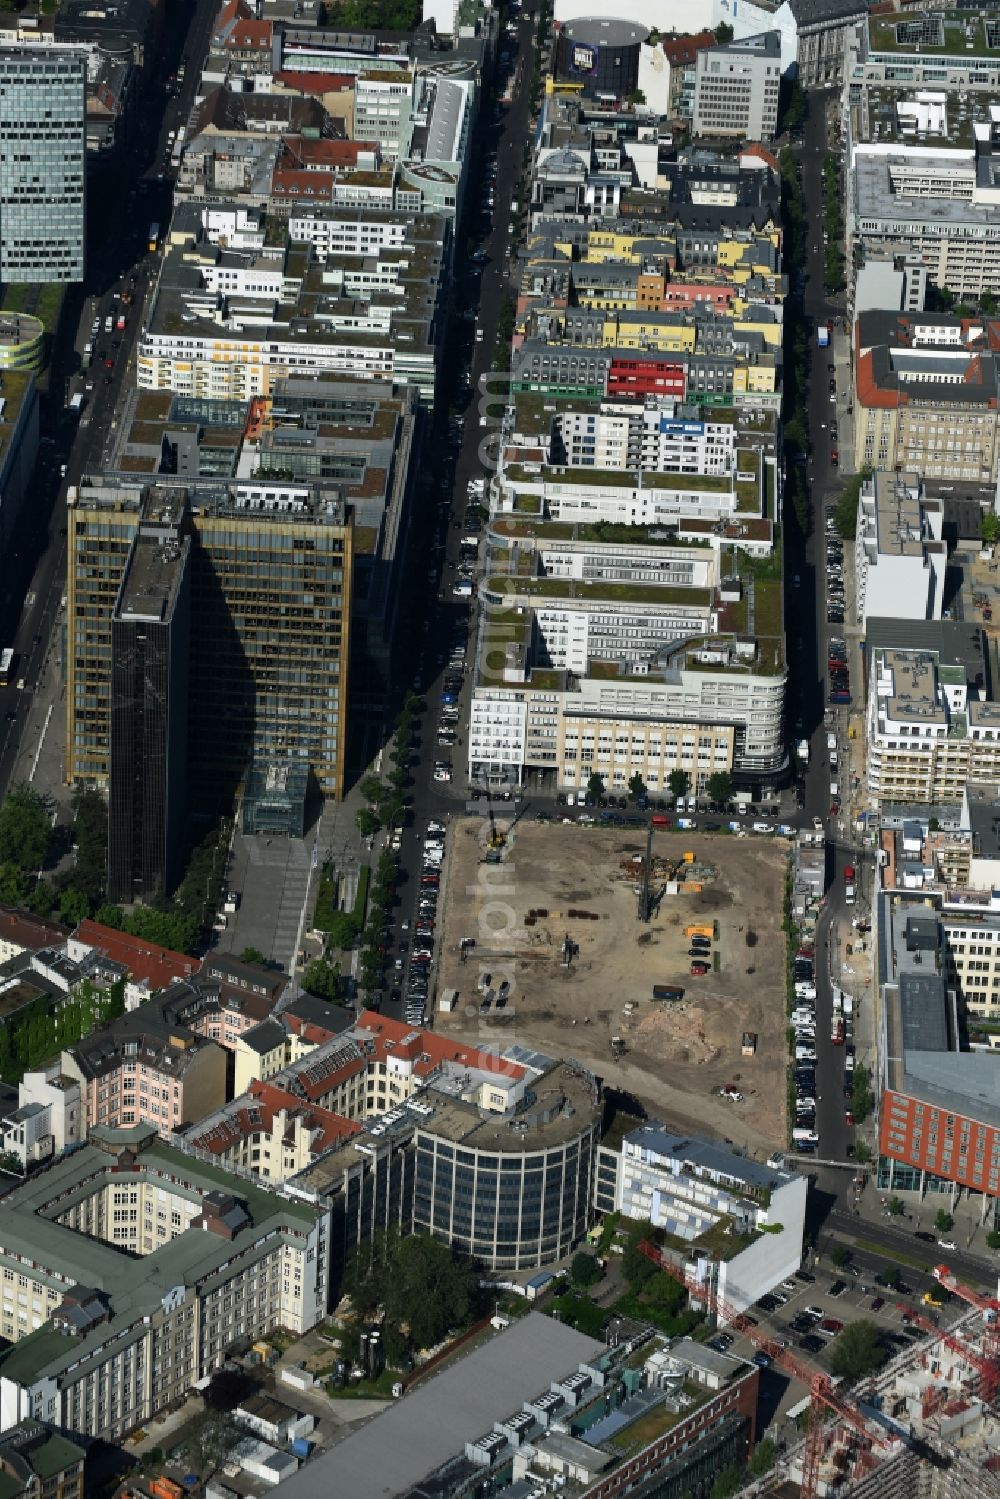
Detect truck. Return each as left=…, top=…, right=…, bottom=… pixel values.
left=844, top=863, right=856, bottom=905
left=817, top=325, right=830, bottom=347
left=652, top=984, right=685, bottom=1001
left=68, top=392, right=85, bottom=414
left=684, top=924, right=715, bottom=940
left=831, top=1013, right=845, bottom=1044
left=796, top=737, right=810, bottom=765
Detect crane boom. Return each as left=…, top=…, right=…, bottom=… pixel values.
left=931, top=1264, right=1000, bottom=1406
left=895, top=1301, right=998, bottom=1400
left=636, top=1240, right=893, bottom=1497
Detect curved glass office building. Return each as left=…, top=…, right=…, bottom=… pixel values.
left=412, top=1062, right=600, bottom=1271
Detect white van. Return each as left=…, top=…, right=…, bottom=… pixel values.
left=566, top=792, right=576, bottom=806
left=792, top=1128, right=819, bottom=1144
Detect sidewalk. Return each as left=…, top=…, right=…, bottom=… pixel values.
left=9, top=617, right=70, bottom=817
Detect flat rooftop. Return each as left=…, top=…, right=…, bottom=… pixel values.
left=115, top=531, right=189, bottom=624
left=417, top=1059, right=600, bottom=1153
left=273, top=1313, right=605, bottom=1499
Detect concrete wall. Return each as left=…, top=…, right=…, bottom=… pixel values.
left=718, top=1174, right=808, bottom=1315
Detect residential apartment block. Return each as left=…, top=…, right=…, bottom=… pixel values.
left=137, top=202, right=445, bottom=406
left=60, top=1008, right=227, bottom=1138
left=865, top=621, right=1000, bottom=806
left=0, top=1419, right=85, bottom=1499
left=0, top=1126, right=324, bottom=1439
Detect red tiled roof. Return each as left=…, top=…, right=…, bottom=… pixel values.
left=75, top=919, right=196, bottom=989
left=0, top=907, right=70, bottom=952
left=282, top=136, right=377, bottom=168
left=661, top=29, right=715, bottom=66
left=248, top=1079, right=360, bottom=1151
left=274, top=69, right=355, bottom=95
left=742, top=143, right=778, bottom=172
left=294, top=1048, right=368, bottom=1103
left=224, top=19, right=272, bottom=49
left=271, top=169, right=334, bottom=200
left=191, top=1080, right=359, bottom=1157
left=854, top=347, right=904, bottom=409
left=354, top=1010, right=526, bottom=1081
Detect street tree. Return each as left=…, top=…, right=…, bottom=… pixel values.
left=627, top=772, right=646, bottom=801
left=359, top=774, right=385, bottom=806
left=705, top=771, right=732, bottom=805
left=887, top=1197, right=905, bottom=1218
left=356, top=807, right=380, bottom=838
left=935, top=1208, right=954, bottom=1234
left=668, top=768, right=690, bottom=800
left=586, top=772, right=605, bottom=800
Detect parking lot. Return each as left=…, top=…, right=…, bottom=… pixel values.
left=721, top=1253, right=954, bottom=1377
left=434, top=817, right=791, bottom=1150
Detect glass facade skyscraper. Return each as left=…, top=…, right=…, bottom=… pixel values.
left=0, top=48, right=86, bottom=283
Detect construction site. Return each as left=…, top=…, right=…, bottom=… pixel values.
left=434, top=816, right=790, bottom=1152
left=640, top=1241, right=1000, bottom=1499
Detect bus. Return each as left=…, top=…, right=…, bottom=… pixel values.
left=148, top=222, right=160, bottom=254
left=0, top=649, right=14, bottom=687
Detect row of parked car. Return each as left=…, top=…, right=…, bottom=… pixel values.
left=400, top=822, right=447, bottom=1024
left=793, top=946, right=819, bottom=1149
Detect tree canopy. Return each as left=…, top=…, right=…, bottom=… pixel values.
left=829, top=1320, right=890, bottom=1380
left=342, top=1230, right=483, bottom=1355
left=705, top=771, right=732, bottom=804
left=668, top=768, right=691, bottom=799
left=0, top=785, right=51, bottom=871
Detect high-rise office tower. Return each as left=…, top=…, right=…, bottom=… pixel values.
left=67, top=479, right=353, bottom=848
left=0, top=48, right=86, bottom=283
left=107, top=496, right=191, bottom=904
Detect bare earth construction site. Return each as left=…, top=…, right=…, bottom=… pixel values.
left=435, top=817, right=790, bottom=1152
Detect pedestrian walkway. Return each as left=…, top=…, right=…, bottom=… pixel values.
left=9, top=618, right=70, bottom=816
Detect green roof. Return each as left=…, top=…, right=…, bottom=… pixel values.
left=484, top=576, right=712, bottom=607
left=868, top=10, right=998, bottom=56
left=505, top=464, right=732, bottom=493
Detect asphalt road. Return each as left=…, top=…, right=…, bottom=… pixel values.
left=379, top=13, right=538, bottom=1023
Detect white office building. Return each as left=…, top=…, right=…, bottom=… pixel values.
left=594, top=1123, right=808, bottom=1318
left=853, top=470, right=945, bottom=630
left=692, top=32, right=782, bottom=143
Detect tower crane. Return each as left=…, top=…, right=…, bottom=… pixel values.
left=637, top=1240, right=895, bottom=1498
left=932, top=1263, right=1000, bottom=1406
left=894, top=1300, right=998, bottom=1405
